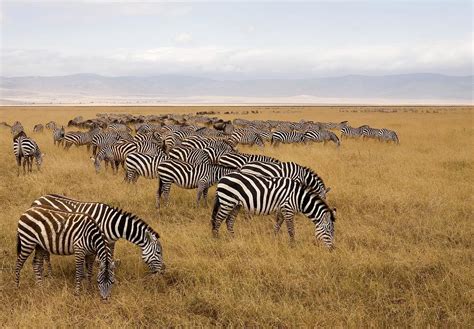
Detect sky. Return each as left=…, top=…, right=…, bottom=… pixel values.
left=0, top=0, right=472, bottom=79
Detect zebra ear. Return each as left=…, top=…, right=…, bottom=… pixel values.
left=41, top=153, right=46, bottom=157
left=90, top=156, right=95, bottom=162
left=332, top=208, right=337, bottom=219
left=325, top=187, right=331, bottom=194
left=146, top=231, right=156, bottom=241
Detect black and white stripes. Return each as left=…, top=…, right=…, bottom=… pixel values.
left=211, top=172, right=336, bottom=249
left=15, top=206, right=115, bottom=299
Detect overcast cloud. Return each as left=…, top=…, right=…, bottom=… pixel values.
left=0, top=1, right=472, bottom=78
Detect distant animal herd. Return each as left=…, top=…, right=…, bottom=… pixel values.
left=3, top=113, right=399, bottom=299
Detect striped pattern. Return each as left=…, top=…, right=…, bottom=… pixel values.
left=271, top=131, right=306, bottom=146
left=13, top=136, right=43, bottom=176
left=124, top=152, right=169, bottom=182
left=218, top=152, right=280, bottom=169
left=15, top=206, right=114, bottom=299
left=304, top=129, right=340, bottom=147
left=169, top=147, right=211, bottom=166
left=211, top=172, right=336, bottom=249
left=33, top=124, right=44, bottom=133
left=229, top=128, right=264, bottom=147
left=31, top=194, right=164, bottom=273
left=157, top=160, right=235, bottom=207
left=240, top=161, right=330, bottom=199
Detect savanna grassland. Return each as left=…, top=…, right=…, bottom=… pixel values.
left=0, top=106, right=472, bottom=327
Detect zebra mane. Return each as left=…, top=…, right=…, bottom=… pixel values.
left=109, top=206, right=160, bottom=238
left=301, top=165, right=324, bottom=184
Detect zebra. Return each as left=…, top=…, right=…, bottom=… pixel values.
left=228, top=128, right=264, bottom=147
left=378, top=128, right=399, bottom=144
left=169, top=147, right=211, bottom=166
left=240, top=161, right=331, bottom=200
left=340, top=125, right=364, bottom=139
left=124, top=151, right=169, bottom=183
left=156, top=160, right=235, bottom=208
left=13, top=136, right=44, bottom=176
left=31, top=194, right=165, bottom=274
left=52, top=126, right=65, bottom=146
left=63, top=129, right=98, bottom=151
left=218, top=152, right=280, bottom=169
left=15, top=206, right=114, bottom=299
left=271, top=131, right=306, bottom=146
left=107, top=123, right=131, bottom=133
left=303, top=129, right=340, bottom=147
left=211, top=172, right=336, bottom=249
left=33, top=124, right=44, bottom=133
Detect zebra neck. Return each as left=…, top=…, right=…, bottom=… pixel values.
left=117, top=213, right=148, bottom=247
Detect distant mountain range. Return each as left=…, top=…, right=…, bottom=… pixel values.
left=0, top=73, right=472, bottom=105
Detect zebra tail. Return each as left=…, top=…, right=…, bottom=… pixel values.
left=16, top=232, right=21, bottom=256
left=211, top=194, right=221, bottom=222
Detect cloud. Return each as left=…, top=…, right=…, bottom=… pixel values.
left=175, top=33, right=192, bottom=44
left=1, top=40, right=472, bottom=78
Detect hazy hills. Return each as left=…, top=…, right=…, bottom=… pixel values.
left=0, top=73, right=472, bottom=104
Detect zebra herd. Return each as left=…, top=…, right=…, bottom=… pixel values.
left=9, top=114, right=399, bottom=299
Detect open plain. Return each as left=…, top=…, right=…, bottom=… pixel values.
left=0, top=106, right=472, bottom=327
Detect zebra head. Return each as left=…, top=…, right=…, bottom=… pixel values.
left=142, top=230, right=165, bottom=274
left=35, top=153, right=45, bottom=168
left=314, top=207, right=336, bottom=250
left=97, top=257, right=115, bottom=300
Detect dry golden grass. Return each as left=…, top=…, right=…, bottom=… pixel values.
left=0, top=105, right=472, bottom=327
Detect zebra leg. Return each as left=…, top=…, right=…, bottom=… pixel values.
left=85, top=254, right=95, bottom=286
left=42, top=251, right=52, bottom=277
left=225, top=205, right=241, bottom=236
left=203, top=187, right=209, bottom=206
left=15, top=241, right=35, bottom=287
left=212, top=204, right=233, bottom=237
left=161, top=182, right=172, bottom=206
left=196, top=182, right=206, bottom=206
left=283, top=211, right=296, bottom=244
left=156, top=179, right=163, bottom=208
left=73, top=249, right=86, bottom=295
left=274, top=212, right=285, bottom=234
left=22, top=157, right=27, bottom=175
left=32, top=247, right=45, bottom=284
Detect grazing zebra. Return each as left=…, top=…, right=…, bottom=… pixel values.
left=33, top=124, right=44, bottom=133
left=218, top=152, right=280, bottom=169
left=240, top=161, right=330, bottom=200
left=31, top=194, right=165, bottom=274
left=15, top=206, right=114, bottom=299
left=378, top=128, right=399, bottom=144
left=169, top=147, right=211, bottom=166
left=52, top=126, right=65, bottom=146
left=13, top=136, right=44, bottom=176
left=304, top=129, right=340, bottom=147
left=271, top=131, right=306, bottom=146
left=340, top=125, right=364, bottom=139
left=211, top=172, right=336, bottom=249
left=229, top=128, right=265, bottom=147
left=156, top=160, right=235, bottom=207
left=124, top=152, right=169, bottom=183
left=107, top=123, right=131, bottom=132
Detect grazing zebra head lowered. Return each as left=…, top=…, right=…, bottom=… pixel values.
left=16, top=206, right=115, bottom=299
left=31, top=194, right=165, bottom=274
left=211, top=172, right=336, bottom=249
